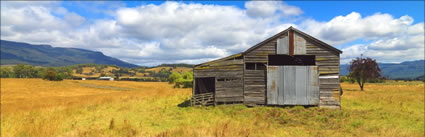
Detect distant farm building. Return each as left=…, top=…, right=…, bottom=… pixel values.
left=191, top=27, right=342, bottom=108
left=99, top=77, right=114, bottom=81
left=72, top=77, right=97, bottom=80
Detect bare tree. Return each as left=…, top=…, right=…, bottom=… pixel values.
left=349, top=56, right=381, bottom=91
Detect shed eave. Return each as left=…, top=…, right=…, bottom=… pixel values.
left=194, top=52, right=243, bottom=67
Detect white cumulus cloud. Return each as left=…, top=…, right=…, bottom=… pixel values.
left=245, top=1, right=303, bottom=18
left=1, top=1, right=423, bottom=66
left=301, top=12, right=414, bottom=45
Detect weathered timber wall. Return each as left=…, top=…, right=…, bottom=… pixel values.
left=243, top=70, right=266, bottom=105
left=194, top=28, right=341, bottom=107
left=243, top=31, right=340, bottom=107
left=194, top=58, right=244, bottom=103
left=296, top=32, right=341, bottom=107
left=243, top=34, right=288, bottom=105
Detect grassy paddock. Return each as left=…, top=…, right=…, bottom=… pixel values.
left=1, top=79, right=424, bottom=137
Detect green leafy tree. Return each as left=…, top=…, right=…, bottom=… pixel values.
left=0, top=67, right=12, bottom=78
left=182, top=72, right=193, bottom=79
left=36, top=67, right=46, bottom=78
left=23, top=65, right=37, bottom=78
left=168, top=72, right=182, bottom=84
left=169, top=71, right=193, bottom=88
left=13, top=64, right=26, bottom=78
left=76, top=67, right=83, bottom=74
left=56, top=67, right=73, bottom=79
left=112, top=69, right=121, bottom=79
left=42, top=68, right=63, bottom=81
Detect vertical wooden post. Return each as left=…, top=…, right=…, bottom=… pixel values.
left=289, top=30, right=294, bottom=56
left=192, top=68, right=195, bottom=106
left=243, top=56, right=246, bottom=105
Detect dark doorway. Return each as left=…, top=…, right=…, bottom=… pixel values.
left=194, top=77, right=215, bottom=94
left=268, top=55, right=315, bottom=66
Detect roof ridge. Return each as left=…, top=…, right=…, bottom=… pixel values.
left=243, top=26, right=342, bottom=54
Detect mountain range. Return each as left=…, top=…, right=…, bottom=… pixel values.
left=1, top=40, right=138, bottom=67
left=340, top=60, right=424, bottom=80
left=1, top=40, right=423, bottom=80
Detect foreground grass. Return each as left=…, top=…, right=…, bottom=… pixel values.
left=1, top=79, right=424, bottom=137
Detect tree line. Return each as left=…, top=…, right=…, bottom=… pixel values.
left=0, top=64, right=194, bottom=85
left=1, top=64, right=72, bottom=80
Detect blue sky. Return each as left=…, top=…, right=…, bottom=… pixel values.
left=62, top=1, right=425, bottom=23
left=1, top=1, right=424, bottom=66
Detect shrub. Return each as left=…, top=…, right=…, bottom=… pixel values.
left=174, top=79, right=192, bottom=88
left=340, top=75, right=356, bottom=83
left=168, top=72, right=182, bottom=84
left=368, top=78, right=385, bottom=83
left=0, top=67, right=12, bottom=78
left=42, top=68, right=63, bottom=81
left=170, top=72, right=193, bottom=88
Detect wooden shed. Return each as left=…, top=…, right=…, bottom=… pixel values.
left=191, top=27, right=342, bottom=108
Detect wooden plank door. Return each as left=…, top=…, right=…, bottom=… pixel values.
left=266, top=66, right=319, bottom=105
left=307, top=66, right=320, bottom=104
left=266, top=66, right=279, bottom=105
left=283, top=66, right=296, bottom=104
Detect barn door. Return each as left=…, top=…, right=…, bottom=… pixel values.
left=267, top=66, right=319, bottom=105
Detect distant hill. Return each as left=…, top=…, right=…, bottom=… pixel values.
left=1, top=40, right=138, bottom=67
left=341, top=60, right=425, bottom=80
left=157, top=63, right=194, bottom=68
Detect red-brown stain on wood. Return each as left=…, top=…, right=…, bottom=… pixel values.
left=289, top=30, right=294, bottom=56
left=271, top=80, right=276, bottom=91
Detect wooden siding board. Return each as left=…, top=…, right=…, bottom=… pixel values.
left=194, top=72, right=243, bottom=78
left=243, top=35, right=276, bottom=64
left=194, top=58, right=244, bottom=104
left=216, top=93, right=243, bottom=97
left=216, top=81, right=243, bottom=86
left=245, top=92, right=265, bottom=97
left=215, top=75, right=244, bottom=103
left=192, top=74, right=196, bottom=98
left=216, top=97, right=244, bottom=102
left=294, top=33, right=306, bottom=55
left=245, top=70, right=266, bottom=74
left=305, top=37, right=340, bottom=107
left=195, top=53, right=243, bottom=67
left=310, top=66, right=320, bottom=104
left=244, top=77, right=265, bottom=82
left=277, top=36, right=289, bottom=54
left=243, top=52, right=267, bottom=105
left=244, top=97, right=265, bottom=102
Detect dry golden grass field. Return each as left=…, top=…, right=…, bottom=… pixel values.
left=1, top=78, right=424, bottom=137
